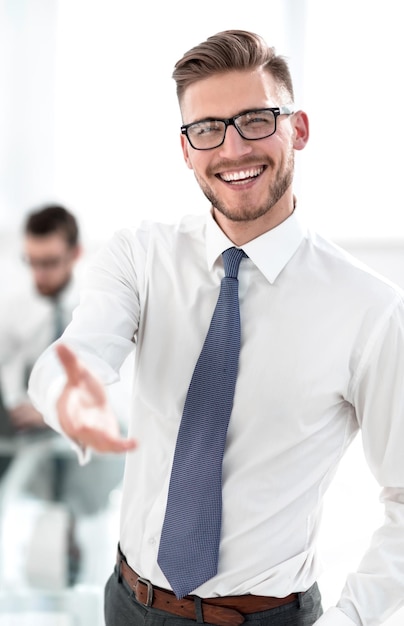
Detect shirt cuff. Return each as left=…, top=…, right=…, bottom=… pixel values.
left=74, top=440, right=92, bottom=466
left=314, top=607, right=358, bottom=626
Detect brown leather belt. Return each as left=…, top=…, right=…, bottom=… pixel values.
left=116, top=549, right=299, bottom=626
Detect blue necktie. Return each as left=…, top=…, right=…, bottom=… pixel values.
left=53, top=297, right=65, bottom=340
left=157, top=246, right=245, bottom=599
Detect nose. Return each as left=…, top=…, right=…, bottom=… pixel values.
left=218, top=124, right=252, bottom=158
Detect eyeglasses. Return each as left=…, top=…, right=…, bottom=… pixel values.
left=181, top=105, right=294, bottom=151
left=22, top=254, right=71, bottom=271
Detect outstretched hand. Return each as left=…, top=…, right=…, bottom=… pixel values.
left=55, top=343, right=137, bottom=454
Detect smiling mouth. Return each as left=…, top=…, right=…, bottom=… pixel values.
left=218, top=166, right=265, bottom=184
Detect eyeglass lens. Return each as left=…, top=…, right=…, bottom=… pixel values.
left=23, top=255, right=68, bottom=270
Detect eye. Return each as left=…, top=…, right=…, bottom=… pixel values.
left=242, top=111, right=274, bottom=129
left=189, top=121, right=223, bottom=137
left=235, top=110, right=277, bottom=139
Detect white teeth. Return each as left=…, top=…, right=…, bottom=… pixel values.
left=220, top=167, right=263, bottom=182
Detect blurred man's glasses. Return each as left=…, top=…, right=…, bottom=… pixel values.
left=22, top=254, right=70, bottom=271
left=181, top=105, right=294, bottom=150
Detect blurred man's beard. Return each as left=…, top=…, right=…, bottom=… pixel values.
left=36, top=275, right=71, bottom=297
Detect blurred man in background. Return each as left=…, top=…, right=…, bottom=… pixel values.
left=0, top=203, right=130, bottom=589
left=0, top=204, right=83, bottom=585
left=1, top=204, right=81, bottom=431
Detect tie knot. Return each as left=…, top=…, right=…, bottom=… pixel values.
left=222, top=247, right=245, bottom=278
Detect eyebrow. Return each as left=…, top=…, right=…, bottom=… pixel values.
left=186, top=107, right=276, bottom=126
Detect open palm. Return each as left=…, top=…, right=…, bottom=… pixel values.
left=55, top=343, right=137, bottom=454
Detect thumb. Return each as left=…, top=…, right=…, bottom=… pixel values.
left=55, top=343, right=83, bottom=386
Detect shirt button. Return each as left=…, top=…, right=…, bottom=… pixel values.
left=148, top=537, right=156, bottom=545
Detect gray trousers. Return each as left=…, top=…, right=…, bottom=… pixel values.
left=104, top=568, right=323, bottom=626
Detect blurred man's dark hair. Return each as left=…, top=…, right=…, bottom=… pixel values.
left=24, top=204, right=79, bottom=248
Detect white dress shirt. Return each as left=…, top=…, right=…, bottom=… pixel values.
left=29, top=210, right=404, bottom=626
left=1, top=277, right=80, bottom=409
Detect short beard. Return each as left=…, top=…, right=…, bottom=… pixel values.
left=196, top=151, right=294, bottom=223
left=36, top=275, right=72, bottom=298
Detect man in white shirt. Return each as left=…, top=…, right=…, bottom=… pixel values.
left=1, top=204, right=82, bottom=432
left=28, top=31, right=404, bottom=625
left=1, top=205, right=126, bottom=585
left=0, top=205, right=85, bottom=583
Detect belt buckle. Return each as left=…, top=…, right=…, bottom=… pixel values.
left=136, top=577, right=154, bottom=607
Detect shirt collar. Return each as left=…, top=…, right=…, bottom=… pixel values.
left=206, top=209, right=307, bottom=284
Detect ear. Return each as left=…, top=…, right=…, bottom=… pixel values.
left=72, top=244, right=82, bottom=262
left=181, top=133, right=194, bottom=170
left=292, top=110, right=309, bottom=151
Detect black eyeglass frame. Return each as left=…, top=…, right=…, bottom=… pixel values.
left=181, top=105, right=294, bottom=150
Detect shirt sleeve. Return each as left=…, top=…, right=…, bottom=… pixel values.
left=0, top=313, right=17, bottom=366
left=323, top=297, right=404, bottom=625
left=0, top=297, right=33, bottom=408
left=1, top=351, right=30, bottom=409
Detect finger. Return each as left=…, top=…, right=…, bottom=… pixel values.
left=98, top=437, right=137, bottom=454
left=56, top=343, right=86, bottom=386
left=56, top=343, right=106, bottom=403
left=80, top=434, right=137, bottom=454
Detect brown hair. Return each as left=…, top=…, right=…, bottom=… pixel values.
left=25, top=204, right=79, bottom=248
left=173, top=30, right=294, bottom=104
